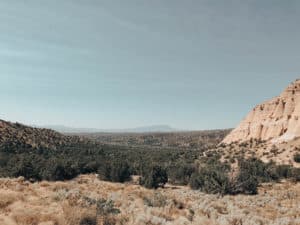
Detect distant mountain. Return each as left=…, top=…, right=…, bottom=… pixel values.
left=118, top=125, right=176, bottom=133
left=39, top=125, right=101, bottom=133
left=41, top=125, right=177, bottom=134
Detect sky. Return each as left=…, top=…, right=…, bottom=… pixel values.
left=0, top=0, right=300, bottom=130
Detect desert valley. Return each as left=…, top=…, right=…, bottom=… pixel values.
left=0, top=80, right=299, bottom=225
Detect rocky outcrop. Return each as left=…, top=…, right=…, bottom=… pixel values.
left=223, top=79, right=300, bottom=144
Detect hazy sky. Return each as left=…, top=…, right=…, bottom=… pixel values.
left=0, top=0, right=300, bottom=130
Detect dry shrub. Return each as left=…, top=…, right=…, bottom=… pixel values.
left=212, top=202, right=228, bottom=215
left=0, top=191, right=22, bottom=208
left=51, top=182, right=70, bottom=192
left=40, top=181, right=51, bottom=187
left=52, top=189, right=69, bottom=202
left=171, top=199, right=185, bottom=210
left=11, top=205, right=62, bottom=225
left=143, top=192, right=167, bottom=208
left=229, top=217, right=243, bottom=225
left=293, top=153, right=300, bottom=163
left=98, top=214, right=128, bottom=225
left=13, top=215, right=39, bottom=225
left=62, top=202, right=95, bottom=225
left=99, top=216, right=117, bottom=225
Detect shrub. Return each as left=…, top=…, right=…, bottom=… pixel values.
left=275, top=165, right=292, bottom=178
left=238, top=158, right=279, bottom=183
left=143, top=192, right=167, bottom=207
left=232, top=170, right=259, bottom=195
left=79, top=198, right=120, bottom=225
left=103, top=217, right=117, bottom=225
left=294, top=153, right=300, bottom=163
left=189, top=172, right=202, bottom=190
left=140, top=165, right=168, bottom=189
left=229, top=158, right=236, bottom=164
left=190, top=159, right=260, bottom=195
left=96, top=199, right=121, bottom=216
left=0, top=152, right=8, bottom=167
left=79, top=161, right=99, bottom=174
left=168, top=163, right=195, bottom=185
left=80, top=216, right=97, bottom=225
left=98, top=161, right=131, bottom=183
left=42, top=158, right=79, bottom=181
left=189, top=165, right=230, bottom=195
left=290, top=168, right=300, bottom=182
left=9, top=156, right=42, bottom=181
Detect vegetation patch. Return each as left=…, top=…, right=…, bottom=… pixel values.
left=140, top=165, right=168, bottom=189
left=294, top=153, right=300, bottom=163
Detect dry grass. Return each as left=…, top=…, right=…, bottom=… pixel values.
left=0, top=175, right=299, bottom=225
left=218, top=139, right=300, bottom=168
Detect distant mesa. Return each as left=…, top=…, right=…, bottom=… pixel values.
left=223, top=79, right=300, bottom=144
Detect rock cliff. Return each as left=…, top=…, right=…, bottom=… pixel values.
left=223, top=79, right=300, bottom=144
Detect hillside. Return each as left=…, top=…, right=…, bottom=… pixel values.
left=0, top=119, right=230, bottom=151
left=0, top=120, right=84, bottom=151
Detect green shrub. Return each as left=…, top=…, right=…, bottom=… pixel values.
left=189, top=172, right=203, bottom=190
left=232, top=170, right=259, bottom=195
left=238, top=158, right=279, bottom=183
left=0, top=152, right=8, bottom=167
left=190, top=159, right=260, bottom=195
left=80, top=216, right=97, bottom=225
left=98, top=161, right=131, bottom=183
left=9, top=156, right=42, bottom=181
left=79, top=161, right=99, bottom=174
left=168, top=163, right=195, bottom=185
left=189, top=165, right=230, bottom=195
left=41, top=159, right=79, bottom=181
left=294, top=153, right=300, bottom=163
left=140, top=165, right=168, bottom=189
left=290, top=168, right=300, bottom=182
left=275, top=165, right=293, bottom=178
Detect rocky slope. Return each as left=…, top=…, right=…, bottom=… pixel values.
left=0, top=120, right=83, bottom=151
left=223, top=79, right=300, bottom=144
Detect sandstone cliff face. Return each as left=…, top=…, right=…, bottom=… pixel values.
left=223, top=79, right=300, bottom=144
